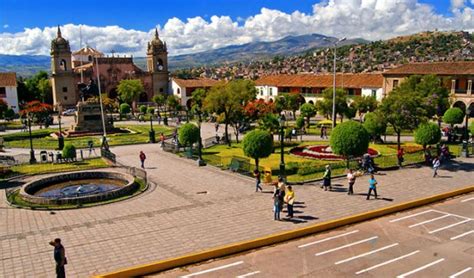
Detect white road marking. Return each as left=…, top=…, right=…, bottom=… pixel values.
left=236, top=271, right=261, bottom=278
left=460, top=197, right=474, bottom=203
left=450, top=230, right=474, bottom=240
left=298, top=230, right=359, bottom=248
left=431, top=209, right=473, bottom=220
left=408, top=214, right=451, bottom=228
left=315, top=236, right=378, bottom=256
left=396, top=258, right=445, bottom=278
left=449, top=267, right=472, bottom=278
left=180, top=261, right=244, bottom=278
left=428, top=219, right=471, bottom=234
left=335, top=243, right=399, bottom=265
left=389, top=210, right=434, bottom=223
left=355, top=250, right=420, bottom=275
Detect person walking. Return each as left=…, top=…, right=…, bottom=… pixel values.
left=160, top=133, right=165, bottom=147
left=347, top=169, right=356, bottom=195
left=432, top=156, right=440, bottom=177
left=139, top=151, right=146, bottom=169
left=87, top=140, right=95, bottom=157
left=322, top=165, right=332, bottom=191
left=215, top=122, right=219, bottom=133
left=285, top=186, right=295, bottom=218
left=254, top=169, right=263, bottom=192
left=273, top=184, right=282, bottom=221
left=49, top=238, right=66, bottom=278
left=320, top=126, right=324, bottom=139
left=366, top=174, right=378, bottom=200
left=397, top=147, right=404, bottom=168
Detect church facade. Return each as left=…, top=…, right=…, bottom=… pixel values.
left=50, top=26, right=169, bottom=107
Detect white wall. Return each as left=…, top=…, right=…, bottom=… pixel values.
left=170, top=80, right=187, bottom=106
left=255, top=85, right=278, bottom=102
left=1, top=86, right=19, bottom=113
left=361, top=87, right=384, bottom=101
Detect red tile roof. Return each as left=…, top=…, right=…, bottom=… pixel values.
left=173, top=78, right=220, bottom=88
left=255, top=73, right=383, bottom=89
left=0, top=72, right=17, bottom=87
left=383, top=61, right=474, bottom=75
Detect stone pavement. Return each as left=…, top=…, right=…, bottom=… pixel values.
left=0, top=143, right=473, bottom=277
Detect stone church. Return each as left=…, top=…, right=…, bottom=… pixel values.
left=50, top=26, right=169, bottom=107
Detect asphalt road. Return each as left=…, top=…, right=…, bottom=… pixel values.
left=155, top=193, right=474, bottom=278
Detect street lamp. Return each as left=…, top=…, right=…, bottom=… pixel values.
left=279, top=114, right=286, bottom=179
left=95, top=56, right=108, bottom=150
left=330, top=37, right=346, bottom=129
left=27, top=114, right=36, bottom=164
left=149, top=110, right=156, bottom=143
left=196, top=109, right=205, bottom=166
left=57, top=104, right=64, bottom=150
left=463, top=107, right=471, bottom=157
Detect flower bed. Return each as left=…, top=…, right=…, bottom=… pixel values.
left=386, top=144, right=423, bottom=153
left=290, top=145, right=379, bottom=160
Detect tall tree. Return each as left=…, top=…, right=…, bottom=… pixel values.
left=352, top=95, right=378, bottom=120
left=299, top=103, right=317, bottom=128
left=204, top=80, right=256, bottom=146
left=317, top=88, right=349, bottom=121
left=37, top=78, right=52, bottom=103
left=117, top=79, right=144, bottom=105
left=285, top=93, right=304, bottom=120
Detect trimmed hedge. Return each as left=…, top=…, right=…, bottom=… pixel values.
left=2, top=129, right=55, bottom=141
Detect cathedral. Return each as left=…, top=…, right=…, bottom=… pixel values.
left=50, top=26, right=169, bottom=107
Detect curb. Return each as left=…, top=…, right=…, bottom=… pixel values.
left=96, top=186, right=474, bottom=278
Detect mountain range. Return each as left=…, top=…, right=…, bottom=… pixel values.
left=0, top=33, right=366, bottom=77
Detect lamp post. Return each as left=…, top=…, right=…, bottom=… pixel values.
left=463, top=107, right=471, bottom=157
left=95, top=56, right=108, bottom=150
left=27, top=114, right=36, bottom=164
left=57, top=104, right=64, bottom=150
left=279, top=114, right=286, bottom=179
left=149, top=111, right=156, bottom=143
left=197, top=110, right=205, bottom=166
left=331, top=37, right=346, bottom=129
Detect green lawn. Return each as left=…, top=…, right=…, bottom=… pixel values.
left=1, top=157, right=109, bottom=179
left=3, top=125, right=173, bottom=149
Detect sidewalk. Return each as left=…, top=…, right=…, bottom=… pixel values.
left=0, top=143, right=473, bottom=277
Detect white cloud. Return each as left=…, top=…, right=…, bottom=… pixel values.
left=3, top=24, right=9, bottom=29
left=0, top=0, right=473, bottom=56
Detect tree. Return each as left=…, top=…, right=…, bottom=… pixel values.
left=352, top=95, right=378, bottom=120
left=37, top=78, right=52, bottom=103
left=119, top=103, right=131, bottom=118
left=318, top=88, right=349, bottom=121
left=413, top=75, right=450, bottom=119
left=274, top=96, right=286, bottom=114
left=414, top=122, right=441, bottom=149
left=20, top=101, right=53, bottom=125
left=62, top=144, right=76, bottom=160
left=25, top=71, right=49, bottom=101
left=344, top=105, right=357, bottom=120
left=102, top=94, right=118, bottom=113
left=378, top=87, right=426, bottom=149
left=258, top=113, right=280, bottom=135
left=117, top=79, right=144, bottom=105
left=178, top=123, right=200, bottom=151
left=299, top=103, right=317, bottom=127
left=244, top=99, right=275, bottom=121
left=363, top=112, right=387, bottom=142
left=330, top=121, right=370, bottom=160
left=470, top=121, right=474, bottom=138
left=139, top=105, right=147, bottom=114
left=242, top=130, right=273, bottom=171
left=285, top=93, right=304, bottom=119
left=166, top=95, right=181, bottom=116
left=443, top=107, right=464, bottom=127
left=4, top=108, right=15, bottom=121
left=205, top=80, right=256, bottom=146
left=152, top=94, right=166, bottom=111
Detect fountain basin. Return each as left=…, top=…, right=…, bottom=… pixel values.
left=20, top=171, right=136, bottom=205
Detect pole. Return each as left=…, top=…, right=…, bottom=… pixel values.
left=28, top=116, right=36, bottom=164
left=332, top=43, right=337, bottom=129
left=149, top=112, right=156, bottom=143
left=197, top=112, right=205, bottom=166
left=95, top=56, right=107, bottom=148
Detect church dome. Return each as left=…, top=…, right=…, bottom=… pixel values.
left=51, top=26, right=71, bottom=53
left=147, top=28, right=167, bottom=54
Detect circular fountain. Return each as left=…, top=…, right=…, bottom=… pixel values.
left=20, top=171, right=136, bottom=205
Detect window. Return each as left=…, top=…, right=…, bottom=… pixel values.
left=393, top=80, right=399, bottom=88
left=88, top=55, right=92, bottom=62
left=371, top=90, right=377, bottom=98
left=60, top=59, right=67, bottom=71
left=177, top=88, right=181, bottom=95
left=260, top=88, right=263, bottom=96
left=269, top=88, right=273, bottom=96
left=0, top=87, right=6, bottom=97
left=62, top=87, right=68, bottom=93
left=160, top=88, right=164, bottom=93
left=64, top=96, right=68, bottom=100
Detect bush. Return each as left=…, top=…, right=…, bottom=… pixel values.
left=178, top=123, right=200, bottom=147
left=330, top=120, right=370, bottom=158
left=300, top=103, right=317, bottom=127
left=147, top=107, right=155, bottom=114
left=120, top=103, right=131, bottom=115
left=414, top=122, right=441, bottom=147
left=139, top=105, right=147, bottom=114
left=62, top=144, right=76, bottom=159
left=443, top=107, right=464, bottom=126
left=4, top=108, right=15, bottom=120
left=3, top=129, right=54, bottom=141
left=363, top=112, right=387, bottom=138
left=470, top=121, right=474, bottom=136
left=295, top=116, right=305, bottom=129
left=243, top=130, right=273, bottom=170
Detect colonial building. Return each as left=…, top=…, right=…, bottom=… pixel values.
left=382, top=61, right=474, bottom=116
left=0, top=72, right=19, bottom=113
left=171, top=78, right=220, bottom=107
left=50, top=27, right=169, bottom=107
left=255, top=73, right=384, bottom=103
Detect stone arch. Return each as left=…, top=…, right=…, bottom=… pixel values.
left=186, top=99, right=193, bottom=110
left=468, top=102, right=474, bottom=117
left=156, top=58, right=164, bottom=70
left=308, top=100, right=314, bottom=105
left=453, top=101, right=466, bottom=111
left=60, top=59, right=67, bottom=71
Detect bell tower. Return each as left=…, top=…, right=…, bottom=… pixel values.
left=51, top=26, right=76, bottom=107
left=147, top=28, right=169, bottom=95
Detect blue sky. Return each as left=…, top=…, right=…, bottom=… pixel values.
left=0, top=0, right=452, bottom=33
left=0, top=0, right=472, bottom=56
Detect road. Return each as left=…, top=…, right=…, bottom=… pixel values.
left=156, top=193, right=474, bottom=278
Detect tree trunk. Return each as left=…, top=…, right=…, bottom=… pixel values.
left=224, top=121, right=231, bottom=147
left=397, top=130, right=401, bottom=150
left=255, top=157, right=259, bottom=172
left=292, top=110, right=296, bottom=120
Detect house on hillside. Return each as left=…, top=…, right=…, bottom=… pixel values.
left=0, top=72, right=19, bottom=113
left=382, top=61, right=474, bottom=116
left=171, top=78, right=220, bottom=107
left=255, top=73, right=384, bottom=103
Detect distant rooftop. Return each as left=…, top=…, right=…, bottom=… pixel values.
left=0, top=72, right=17, bottom=87
left=383, top=61, right=474, bottom=76
left=255, top=73, right=383, bottom=88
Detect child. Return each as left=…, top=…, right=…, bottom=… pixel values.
left=367, top=174, right=378, bottom=200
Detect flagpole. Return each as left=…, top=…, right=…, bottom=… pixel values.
left=95, top=55, right=108, bottom=149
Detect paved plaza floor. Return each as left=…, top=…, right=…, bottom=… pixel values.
left=0, top=143, right=473, bottom=277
